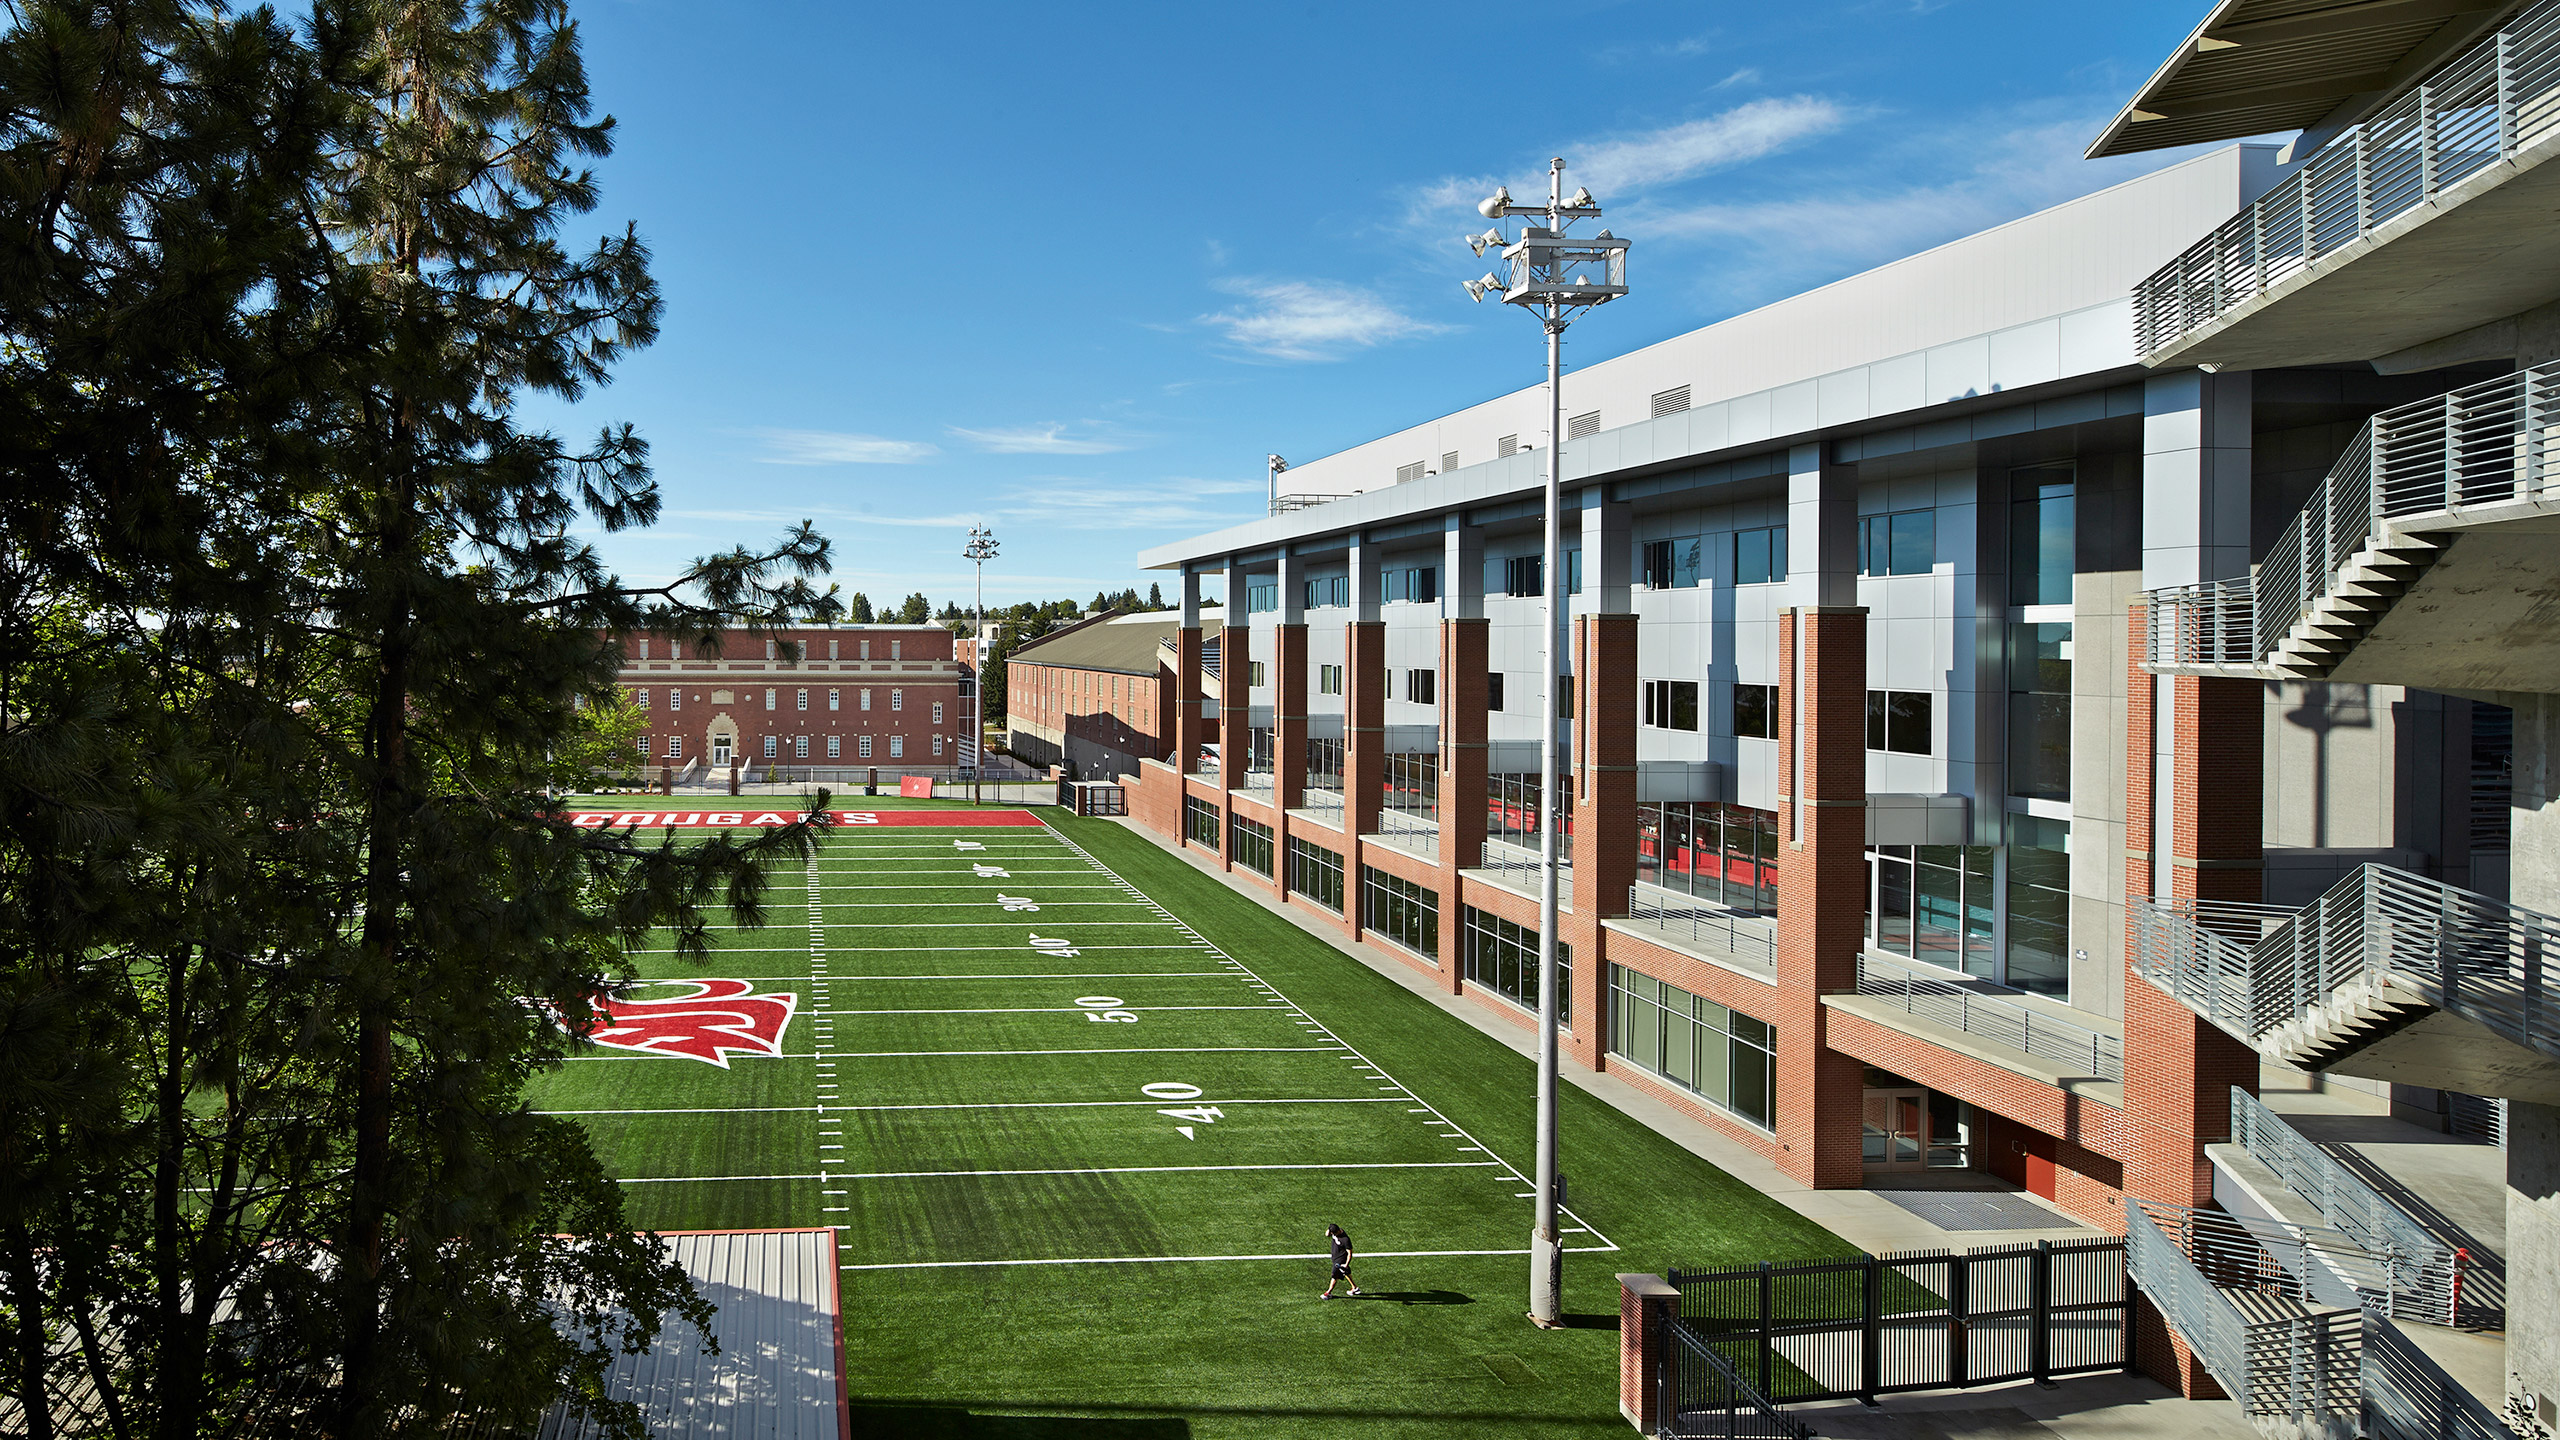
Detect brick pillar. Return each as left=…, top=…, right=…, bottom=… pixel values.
left=1618, top=1273, right=1680, bottom=1431
left=2123, top=605, right=2260, bottom=1399
left=1345, top=620, right=1385, bottom=844
left=1273, top=625, right=1308, bottom=813
left=1436, top=617, right=1488, bottom=995
left=1217, top=620, right=1250, bottom=869
left=1171, top=628, right=1203, bottom=777
left=1571, top=612, right=1639, bottom=1068
left=1774, top=606, right=1868, bottom=1189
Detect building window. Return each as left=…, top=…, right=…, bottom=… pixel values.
left=932, top=701, right=945, bottom=724
left=1566, top=410, right=1600, bottom=439
left=667, top=737, right=682, bottom=758
left=1651, top=385, right=1691, bottom=418
left=1733, top=527, right=1787, bottom=585
left=1185, top=795, right=1221, bottom=849
left=637, top=736, right=651, bottom=757
left=891, top=689, right=903, bottom=711
left=1462, top=907, right=1570, bottom=1024
left=1302, top=575, right=1351, bottom=610
left=1359, top=866, right=1438, bottom=957
left=858, top=736, right=873, bottom=759
left=1404, top=669, right=1437, bottom=706
left=861, top=689, right=873, bottom=711
left=797, top=688, right=808, bottom=711
left=1383, top=752, right=1438, bottom=822
left=1641, top=537, right=1703, bottom=589
left=2005, top=813, right=2071, bottom=996
left=829, top=689, right=840, bottom=711
left=1316, top=664, right=1343, bottom=696
left=934, top=734, right=945, bottom=757
left=1249, top=660, right=1267, bottom=688
left=1287, top=838, right=1344, bottom=913
left=2010, top=622, right=2072, bottom=801
left=1491, top=554, right=1544, bottom=598
left=827, top=736, right=841, bottom=758
left=1642, top=680, right=1699, bottom=731
left=1858, top=510, right=1936, bottom=577
left=764, top=688, right=776, bottom=710
left=1485, top=773, right=1564, bottom=849
left=763, top=736, right=778, bottom=759
left=1609, top=966, right=1776, bottom=1130
left=891, top=640, right=903, bottom=660
left=1487, top=673, right=1505, bottom=712
left=1230, top=814, right=1275, bottom=877
left=1869, top=843, right=1998, bottom=981
left=1638, top=802, right=1778, bottom=913
left=668, top=691, right=682, bottom=712
left=889, top=736, right=904, bottom=758
left=2011, top=467, right=2075, bottom=606
left=860, top=640, right=871, bottom=660
left=829, top=639, right=839, bottom=660
left=1866, top=690, right=1933, bottom=755
left=636, top=688, right=650, bottom=708
left=1733, top=683, right=1778, bottom=740
left=1304, top=737, right=1345, bottom=795
left=1382, top=566, right=1439, bottom=604
left=1248, top=582, right=1279, bottom=614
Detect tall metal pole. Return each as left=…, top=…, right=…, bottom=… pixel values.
left=973, top=554, right=984, bottom=805
left=1529, top=155, right=1566, bottom=1329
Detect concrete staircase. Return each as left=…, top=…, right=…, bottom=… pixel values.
left=2261, top=531, right=2454, bottom=679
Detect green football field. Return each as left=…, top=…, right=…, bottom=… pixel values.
left=527, top=807, right=1854, bottom=1437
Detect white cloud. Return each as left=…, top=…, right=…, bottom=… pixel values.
left=993, top=477, right=1264, bottom=532
left=746, top=428, right=939, bottom=465
left=1571, top=97, right=1849, bottom=195
left=948, top=423, right=1135, bottom=455
left=1717, top=67, right=1762, bottom=89
left=1199, top=279, right=1449, bottom=362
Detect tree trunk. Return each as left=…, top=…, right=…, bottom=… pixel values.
left=4, top=1219, right=55, bottom=1440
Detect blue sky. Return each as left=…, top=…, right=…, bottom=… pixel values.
left=538, top=0, right=2221, bottom=613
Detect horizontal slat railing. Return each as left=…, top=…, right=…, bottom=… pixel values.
left=2132, top=1193, right=2460, bottom=1326
left=2132, top=0, right=2560, bottom=356
left=2128, top=1202, right=2365, bottom=1429
left=2133, top=863, right=2560, bottom=1072
left=1850, top=955, right=2123, bottom=1081
left=2362, top=1311, right=2509, bottom=1440
left=2145, top=345, right=2560, bottom=674
left=2229, top=1086, right=2461, bottom=1324
left=2125, top=1202, right=2254, bottom=1402
left=1625, top=885, right=1775, bottom=969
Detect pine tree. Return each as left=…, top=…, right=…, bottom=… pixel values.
left=1147, top=581, right=1165, bottom=610
left=897, top=591, right=931, bottom=624
left=847, top=590, right=875, bottom=623
left=0, top=3, right=841, bottom=1435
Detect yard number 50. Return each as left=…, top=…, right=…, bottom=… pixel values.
left=1076, top=995, right=1137, bottom=1023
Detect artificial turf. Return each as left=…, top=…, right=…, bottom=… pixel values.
left=525, top=806, right=1853, bottom=1438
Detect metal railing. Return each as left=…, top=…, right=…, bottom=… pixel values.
left=1476, top=837, right=1573, bottom=909
left=2447, top=1091, right=2510, bottom=1149
left=2125, top=1202, right=2363, bottom=1432
left=1154, top=634, right=1220, bottom=681
left=2134, top=1187, right=2460, bottom=1326
left=1624, top=885, right=1775, bottom=970
left=2229, top=1086, right=2460, bottom=1313
left=2131, top=862, right=2560, bottom=1072
left=2147, top=359, right=2560, bottom=671
left=1657, top=1325, right=1808, bottom=1440
left=1852, top=955, right=2124, bottom=1081
left=1271, top=492, right=1353, bottom=514
left=2362, top=1311, right=2509, bottom=1440
left=2133, top=0, right=2560, bottom=356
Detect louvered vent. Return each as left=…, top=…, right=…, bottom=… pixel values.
left=1441, top=451, right=1458, bottom=472
left=1567, top=411, right=1600, bottom=439
left=1395, top=461, right=1426, bottom=484
left=1497, top=434, right=1519, bottom=457
left=1651, top=386, right=1691, bottom=418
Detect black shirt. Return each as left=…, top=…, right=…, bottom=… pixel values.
left=1329, top=1232, right=1351, bottom=1265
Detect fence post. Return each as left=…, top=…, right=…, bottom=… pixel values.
left=1758, top=1261, right=1775, bottom=1401
left=1949, top=1250, right=1971, bottom=1389
left=1861, top=1255, right=1883, bottom=1407
left=2032, top=1240, right=2055, bottom=1388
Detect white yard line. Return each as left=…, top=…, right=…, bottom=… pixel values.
left=838, top=1246, right=1623, bottom=1271
left=546, top=1097, right=1406, bottom=1117
left=827, top=1045, right=1345, bottom=1058
left=818, top=972, right=1232, bottom=981
left=1034, top=820, right=1620, bottom=1252
left=805, top=1005, right=1284, bottom=1016
left=828, top=1160, right=1502, bottom=1180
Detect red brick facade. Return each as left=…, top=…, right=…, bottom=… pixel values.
left=614, top=625, right=963, bottom=774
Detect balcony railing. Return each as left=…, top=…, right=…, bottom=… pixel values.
left=1851, top=955, right=2124, bottom=1083
left=2146, top=359, right=2560, bottom=670
left=2132, top=0, right=2560, bottom=356
left=2132, top=862, right=2560, bottom=1071
left=1270, top=492, right=1353, bottom=514
left=2124, top=1200, right=2362, bottom=1431
left=1624, top=885, right=1776, bottom=971
left=2229, top=1086, right=2468, bottom=1325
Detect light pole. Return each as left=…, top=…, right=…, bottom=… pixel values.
left=1463, top=158, right=1628, bottom=1329
left=964, top=526, right=999, bottom=803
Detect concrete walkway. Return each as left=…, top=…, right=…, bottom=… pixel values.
left=1787, top=1373, right=2260, bottom=1440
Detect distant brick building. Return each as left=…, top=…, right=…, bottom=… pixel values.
left=614, top=624, right=967, bottom=778
left=1005, top=613, right=1221, bottom=780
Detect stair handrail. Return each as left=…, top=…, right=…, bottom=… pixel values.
left=2134, top=863, right=2560, bottom=1076
left=2122, top=1201, right=2261, bottom=1411
left=2145, top=358, right=2560, bottom=671
left=2361, top=1310, right=2509, bottom=1440
left=2127, top=1201, right=2368, bottom=1429
left=2226, top=1087, right=2465, bottom=1325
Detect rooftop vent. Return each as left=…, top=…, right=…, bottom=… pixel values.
left=1567, top=411, right=1601, bottom=440
left=1652, top=386, right=1691, bottom=419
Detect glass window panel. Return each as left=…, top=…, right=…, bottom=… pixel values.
left=2004, top=814, right=2070, bottom=996
left=1875, top=850, right=1914, bottom=955
left=1868, top=690, right=1887, bottom=750
left=1730, top=1036, right=1772, bottom=1128
left=1663, top=1009, right=1696, bottom=1085
left=1913, top=848, right=1965, bottom=971
left=2010, top=472, right=2076, bottom=607
left=1888, top=691, right=1931, bottom=755
left=1963, top=846, right=1999, bottom=980
left=1890, top=510, right=1935, bottom=575
left=1735, top=529, right=1771, bottom=586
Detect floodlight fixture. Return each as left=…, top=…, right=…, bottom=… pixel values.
left=1477, top=185, right=1512, bottom=218
left=1566, top=186, right=1594, bottom=209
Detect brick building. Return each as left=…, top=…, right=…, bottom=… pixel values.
left=1003, top=612, right=1221, bottom=781
left=614, top=624, right=968, bottom=779
left=1118, top=4, right=2560, bottom=1425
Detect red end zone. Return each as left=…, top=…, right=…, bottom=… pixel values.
left=564, top=809, right=1044, bottom=829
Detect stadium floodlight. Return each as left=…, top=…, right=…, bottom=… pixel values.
left=963, top=526, right=999, bottom=803
left=1267, top=454, right=1289, bottom=515
left=1456, top=156, right=1629, bottom=1332
left=1468, top=227, right=1505, bottom=257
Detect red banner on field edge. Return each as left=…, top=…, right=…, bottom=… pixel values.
left=561, top=809, right=1044, bottom=828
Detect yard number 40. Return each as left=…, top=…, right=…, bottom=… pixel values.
left=1141, top=1081, right=1221, bottom=1140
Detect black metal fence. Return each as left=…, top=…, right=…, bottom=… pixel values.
left=1660, top=1323, right=1812, bottom=1440
left=1669, top=1237, right=2127, bottom=1407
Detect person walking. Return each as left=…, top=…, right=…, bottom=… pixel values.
left=1320, top=1223, right=1361, bottom=1298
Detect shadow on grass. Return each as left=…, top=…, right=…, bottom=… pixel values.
left=849, top=1404, right=1190, bottom=1438
left=1346, top=1289, right=1475, bottom=1306
left=1558, top=1312, right=1620, bottom=1331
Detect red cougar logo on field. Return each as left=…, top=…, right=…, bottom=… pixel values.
left=579, top=979, right=798, bottom=1067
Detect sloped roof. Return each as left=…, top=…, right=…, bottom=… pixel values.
left=2088, top=0, right=2522, bottom=158
left=1007, top=612, right=1223, bottom=676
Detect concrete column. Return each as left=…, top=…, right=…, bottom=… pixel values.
left=1578, top=490, right=1633, bottom=618
left=1785, top=442, right=1858, bottom=609
left=1173, top=569, right=1204, bottom=777
left=1216, top=558, right=1251, bottom=866
left=1774, top=606, right=1868, bottom=1188
left=2141, top=370, right=2253, bottom=591
left=1346, top=538, right=1385, bottom=844
left=2506, top=694, right=2560, bottom=1425
left=1273, top=549, right=1308, bottom=815
left=1571, top=610, right=1639, bottom=1068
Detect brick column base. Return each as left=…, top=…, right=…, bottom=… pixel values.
left=1619, top=1273, right=1680, bottom=1430
left=2133, top=1291, right=2229, bottom=1400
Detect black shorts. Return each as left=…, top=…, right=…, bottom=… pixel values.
left=1331, top=1261, right=1351, bottom=1278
